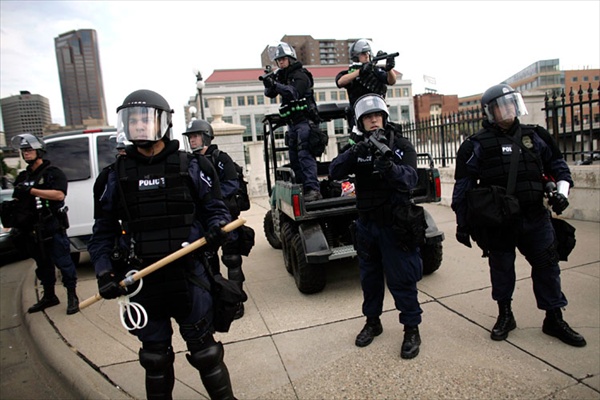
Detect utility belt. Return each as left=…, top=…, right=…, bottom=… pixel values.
left=279, top=98, right=310, bottom=124
left=358, top=204, right=394, bottom=226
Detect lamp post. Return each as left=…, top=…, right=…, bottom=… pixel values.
left=193, top=69, right=205, bottom=120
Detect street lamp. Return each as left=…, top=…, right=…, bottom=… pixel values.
left=193, top=69, right=205, bottom=120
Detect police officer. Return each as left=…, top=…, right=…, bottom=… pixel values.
left=88, top=89, right=238, bottom=399
left=183, top=119, right=252, bottom=319
left=452, top=84, right=586, bottom=347
left=9, top=133, right=79, bottom=315
left=335, top=39, right=396, bottom=131
left=262, top=41, right=322, bottom=202
left=329, top=94, right=423, bottom=359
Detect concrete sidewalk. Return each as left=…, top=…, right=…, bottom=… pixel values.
left=20, top=200, right=600, bottom=399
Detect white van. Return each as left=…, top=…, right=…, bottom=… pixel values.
left=43, top=128, right=117, bottom=263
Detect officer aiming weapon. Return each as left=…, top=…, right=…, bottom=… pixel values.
left=371, top=51, right=399, bottom=65
left=79, top=217, right=247, bottom=310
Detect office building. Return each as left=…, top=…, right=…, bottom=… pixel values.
left=54, top=29, right=108, bottom=126
left=1, top=91, right=52, bottom=148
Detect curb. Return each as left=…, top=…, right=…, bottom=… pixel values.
left=20, top=264, right=130, bottom=399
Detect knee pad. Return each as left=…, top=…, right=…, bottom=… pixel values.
left=186, top=341, right=224, bottom=373
left=139, top=342, right=175, bottom=372
left=526, top=244, right=559, bottom=269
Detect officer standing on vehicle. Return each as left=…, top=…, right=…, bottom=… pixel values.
left=336, top=39, right=396, bottom=131
left=329, top=94, right=423, bottom=359
left=261, top=41, right=322, bottom=202
left=183, top=119, right=253, bottom=319
left=452, top=84, right=586, bottom=347
left=88, top=89, right=238, bottom=399
left=8, top=133, right=79, bottom=315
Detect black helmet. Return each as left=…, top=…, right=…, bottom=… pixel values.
left=268, top=42, right=297, bottom=62
left=349, top=39, right=372, bottom=62
left=354, top=94, right=389, bottom=134
left=116, top=89, right=173, bottom=147
left=183, top=119, right=214, bottom=151
left=481, top=84, right=528, bottom=126
left=11, top=133, right=46, bottom=164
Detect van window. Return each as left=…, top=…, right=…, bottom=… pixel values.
left=97, top=135, right=116, bottom=171
left=45, top=138, right=91, bottom=181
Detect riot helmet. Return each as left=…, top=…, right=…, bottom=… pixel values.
left=354, top=94, right=389, bottom=134
left=349, top=39, right=372, bottom=62
left=116, top=89, right=173, bottom=148
left=183, top=119, right=214, bottom=152
left=11, top=133, right=46, bottom=163
left=267, top=42, right=297, bottom=62
left=481, top=84, right=528, bottom=128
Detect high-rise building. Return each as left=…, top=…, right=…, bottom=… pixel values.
left=54, top=29, right=108, bottom=126
left=1, top=91, right=52, bottom=147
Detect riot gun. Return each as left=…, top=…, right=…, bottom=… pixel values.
left=370, top=51, right=399, bottom=65
left=259, top=65, right=276, bottom=81
left=367, top=129, right=393, bottom=158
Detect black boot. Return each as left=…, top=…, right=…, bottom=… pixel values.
left=355, top=317, right=383, bottom=347
left=491, top=301, right=516, bottom=341
left=542, top=308, right=586, bottom=347
left=401, top=326, right=421, bottom=359
left=28, top=286, right=60, bottom=313
left=66, top=287, right=80, bottom=315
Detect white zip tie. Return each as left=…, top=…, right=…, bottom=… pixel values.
left=117, top=270, right=148, bottom=331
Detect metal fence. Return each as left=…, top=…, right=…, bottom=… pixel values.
left=400, top=84, right=599, bottom=167
left=544, top=84, right=600, bottom=164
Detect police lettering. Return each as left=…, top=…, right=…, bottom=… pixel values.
left=138, top=177, right=166, bottom=191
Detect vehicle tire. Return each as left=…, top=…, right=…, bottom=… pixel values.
left=290, top=234, right=326, bottom=294
left=281, top=221, right=294, bottom=274
left=421, top=241, right=442, bottom=275
left=70, top=252, right=81, bottom=266
left=263, top=210, right=282, bottom=249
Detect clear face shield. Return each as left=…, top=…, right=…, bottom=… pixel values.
left=485, top=92, right=528, bottom=126
left=354, top=95, right=389, bottom=134
left=10, top=133, right=44, bottom=151
left=116, top=106, right=170, bottom=144
left=185, top=131, right=209, bottom=152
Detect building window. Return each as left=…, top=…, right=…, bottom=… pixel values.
left=254, top=114, right=264, bottom=142
left=340, top=91, right=347, bottom=101
left=331, top=91, right=338, bottom=101
left=317, top=91, right=326, bottom=102
left=270, top=97, right=278, bottom=104
left=400, top=106, right=409, bottom=122
left=257, top=95, right=264, bottom=105
left=223, top=116, right=233, bottom=123
left=240, top=115, right=252, bottom=142
left=403, top=88, right=410, bottom=97
left=394, top=88, right=401, bottom=97
left=224, top=96, right=232, bottom=107
left=237, top=96, right=245, bottom=106
left=334, top=118, right=344, bottom=134
left=572, top=77, right=578, bottom=82
left=583, top=76, right=589, bottom=82
left=247, top=96, right=255, bottom=106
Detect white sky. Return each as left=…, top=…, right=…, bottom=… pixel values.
left=1, top=0, right=599, bottom=133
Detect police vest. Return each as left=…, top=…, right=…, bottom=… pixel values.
left=116, top=150, right=196, bottom=260
left=475, top=126, right=544, bottom=210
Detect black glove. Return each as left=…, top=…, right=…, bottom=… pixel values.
left=263, top=76, right=275, bottom=89
left=374, top=155, right=392, bottom=173
left=14, top=183, right=31, bottom=197
left=456, top=226, right=472, bottom=248
left=205, top=220, right=228, bottom=250
left=97, top=272, right=127, bottom=299
left=360, top=63, right=372, bottom=76
left=351, top=141, right=370, bottom=159
left=385, top=57, right=395, bottom=72
left=548, top=193, right=569, bottom=215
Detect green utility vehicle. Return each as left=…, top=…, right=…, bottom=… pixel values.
left=262, top=103, right=444, bottom=294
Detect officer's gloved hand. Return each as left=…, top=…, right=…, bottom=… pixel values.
left=97, top=272, right=127, bottom=299
left=455, top=225, right=472, bottom=248
left=374, top=155, right=392, bottom=173
left=13, top=183, right=31, bottom=198
left=263, top=76, right=275, bottom=89
left=360, top=63, right=372, bottom=76
left=385, top=56, right=395, bottom=72
left=351, top=141, right=370, bottom=159
left=205, top=220, right=228, bottom=250
left=548, top=193, right=569, bottom=215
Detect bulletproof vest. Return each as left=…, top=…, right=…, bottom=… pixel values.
left=476, top=126, right=544, bottom=209
left=354, top=158, right=391, bottom=212
left=116, top=151, right=196, bottom=260
left=277, top=63, right=319, bottom=123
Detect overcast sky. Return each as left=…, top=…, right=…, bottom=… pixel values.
left=1, top=0, right=599, bottom=132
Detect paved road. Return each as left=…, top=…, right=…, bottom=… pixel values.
left=3, top=200, right=599, bottom=399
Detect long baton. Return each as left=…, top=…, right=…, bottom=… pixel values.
left=79, top=218, right=246, bottom=310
